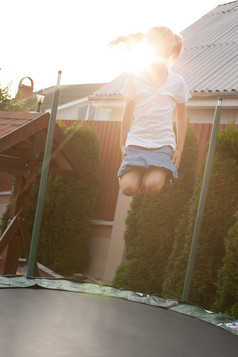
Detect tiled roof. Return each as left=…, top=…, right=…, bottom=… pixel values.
left=0, top=112, right=44, bottom=139
left=90, top=1, right=238, bottom=98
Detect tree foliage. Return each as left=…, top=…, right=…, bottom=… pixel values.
left=113, top=124, right=198, bottom=295
left=0, top=82, right=34, bottom=111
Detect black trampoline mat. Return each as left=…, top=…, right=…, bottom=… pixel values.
left=0, top=288, right=237, bottom=357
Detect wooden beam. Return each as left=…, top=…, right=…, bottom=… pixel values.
left=0, top=208, right=22, bottom=255
left=50, top=147, right=73, bottom=171
left=1, top=176, right=30, bottom=274
left=0, top=155, right=29, bottom=170
left=0, top=156, right=30, bottom=178
left=53, top=124, right=98, bottom=185
left=1, top=148, right=36, bottom=161
left=0, top=234, right=22, bottom=275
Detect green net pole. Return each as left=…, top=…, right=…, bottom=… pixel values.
left=182, top=98, right=223, bottom=302
left=27, top=71, right=62, bottom=277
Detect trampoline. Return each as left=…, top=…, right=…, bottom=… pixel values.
left=0, top=276, right=238, bottom=357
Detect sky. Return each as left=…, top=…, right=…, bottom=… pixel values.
left=1, top=0, right=223, bottom=96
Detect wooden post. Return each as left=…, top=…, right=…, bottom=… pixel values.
left=0, top=176, right=25, bottom=274
left=0, top=130, right=44, bottom=275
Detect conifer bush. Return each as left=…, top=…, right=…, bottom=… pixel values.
left=113, top=124, right=198, bottom=294
left=0, top=122, right=99, bottom=275
left=162, top=125, right=238, bottom=309
left=28, top=122, right=99, bottom=276
left=212, top=208, right=238, bottom=319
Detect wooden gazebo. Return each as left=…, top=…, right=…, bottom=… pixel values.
left=0, top=111, right=97, bottom=275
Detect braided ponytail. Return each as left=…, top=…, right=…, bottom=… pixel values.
left=108, top=32, right=145, bottom=48
left=108, top=27, right=183, bottom=65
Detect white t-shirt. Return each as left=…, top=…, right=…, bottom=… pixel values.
left=121, top=69, right=191, bottom=150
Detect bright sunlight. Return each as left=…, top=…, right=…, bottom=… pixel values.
left=105, top=39, right=158, bottom=78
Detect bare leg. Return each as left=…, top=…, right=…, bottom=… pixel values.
left=139, top=166, right=168, bottom=194
left=119, top=167, right=145, bottom=196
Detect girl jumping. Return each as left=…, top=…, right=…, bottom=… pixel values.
left=111, top=27, right=191, bottom=196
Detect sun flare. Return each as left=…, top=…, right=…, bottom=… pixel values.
left=104, top=40, right=157, bottom=78
left=127, top=40, right=155, bottom=71
left=104, top=37, right=170, bottom=79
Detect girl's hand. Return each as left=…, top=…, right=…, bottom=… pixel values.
left=172, top=149, right=182, bottom=169
left=121, top=145, right=126, bottom=158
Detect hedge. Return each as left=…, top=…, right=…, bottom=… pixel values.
left=113, top=123, right=198, bottom=295
left=162, top=125, right=238, bottom=309
left=212, top=207, right=238, bottom=319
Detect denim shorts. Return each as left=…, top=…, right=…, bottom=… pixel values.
left=117, top=145, right=178, bottom=182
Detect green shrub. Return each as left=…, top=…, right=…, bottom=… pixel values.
left=162, top=125, right=238, bottom=309
left=113, top=124, right=198, bottom=294
left=29, top=122, right=99, bottom=276
left=212, top=208, right=238, bottom=319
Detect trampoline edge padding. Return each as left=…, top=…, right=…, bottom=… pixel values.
left=0, top=274, right=238, bottom=336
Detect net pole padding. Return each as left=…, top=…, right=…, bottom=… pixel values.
left=182, top=98, right=223, bottom=302
left=27, top=71, right=62, bottom=277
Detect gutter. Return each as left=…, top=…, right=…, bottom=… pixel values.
left=187, top=96, right=238, bottom=110
left=192, top=91, right=238, bottom=98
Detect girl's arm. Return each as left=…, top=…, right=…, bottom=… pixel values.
left=120, top=97, right=135, bottom=157
left=172, top=103, right=187, bottom=169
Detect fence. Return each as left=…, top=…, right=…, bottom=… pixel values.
left=1, top=121, right=237, bottom=221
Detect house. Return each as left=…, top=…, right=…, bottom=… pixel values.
left=31, top=83, right=106, bottom=120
